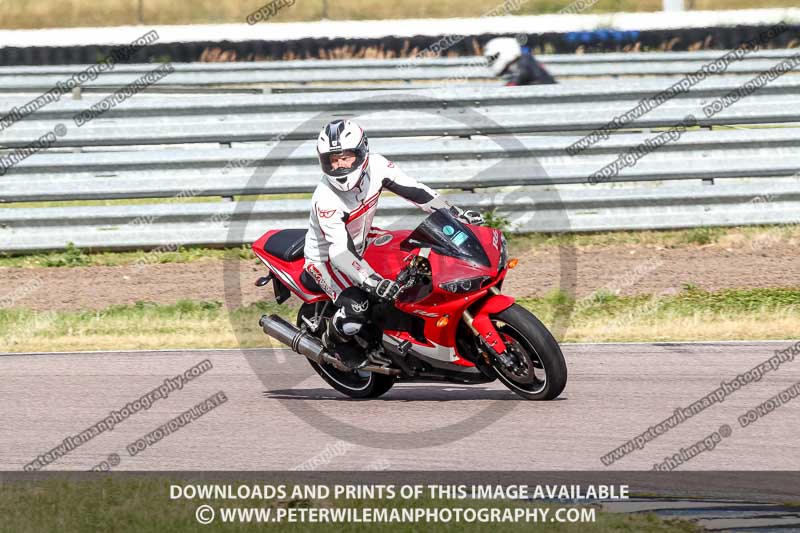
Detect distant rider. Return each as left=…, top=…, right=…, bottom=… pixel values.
left=483, top=37, right=557, bottom=86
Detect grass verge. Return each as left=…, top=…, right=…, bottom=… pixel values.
left=507, top=223, right=800, bottom=251
left=0, top=478, right=700, bottom=533
left=0, top=243, right=256, bottom=268
left=1, top=224, right=798, bottom=269
left=524, top=286, right=800, bottom=343
left=1, top=0, right=795, bottom=30
left=1, top=288, right=797, bottom=352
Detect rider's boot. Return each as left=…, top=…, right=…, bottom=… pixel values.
left=322, top=309, right=369, bottom=371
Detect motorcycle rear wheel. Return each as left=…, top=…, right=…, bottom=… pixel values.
left=297, top=303, right=395, bottom=399
left=489, top=304, right=567, bottom=400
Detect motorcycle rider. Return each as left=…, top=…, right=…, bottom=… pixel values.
left=304, top=119, right=485, bottom=370
left=483, top=37, right=557, bottom=86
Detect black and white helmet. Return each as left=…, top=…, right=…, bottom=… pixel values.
left=317, top=119, right=369, bottom=192
left=483, top=37, right=521, bottom=76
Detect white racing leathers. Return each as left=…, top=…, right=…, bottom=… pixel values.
left=303, top=153, right=449, bottom=302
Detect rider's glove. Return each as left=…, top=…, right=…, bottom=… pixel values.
left=450, top=205, right=485, bottom=226
left=364, top=273, right=401, bottom=301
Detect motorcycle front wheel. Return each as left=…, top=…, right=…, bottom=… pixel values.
left=489, top=304, right=567, bottom=400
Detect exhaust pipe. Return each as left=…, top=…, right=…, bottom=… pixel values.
left=259, top=314, right=400, bottom=376
left=260, top=314, right=327, bottom=362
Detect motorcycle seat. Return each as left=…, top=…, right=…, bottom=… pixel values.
left=263, top=229, right=306, bottom=262
left=262, top=229, right=326, bottom=295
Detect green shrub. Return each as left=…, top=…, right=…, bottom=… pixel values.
left=482, top=209, right=511, bottom=232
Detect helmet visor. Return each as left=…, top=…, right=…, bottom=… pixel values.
left=319, top=143, right=367, bottom=178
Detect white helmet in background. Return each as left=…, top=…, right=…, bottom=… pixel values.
left=483, top=37, right=521, bottom=76
left=317, top=119, right=370, bottom=192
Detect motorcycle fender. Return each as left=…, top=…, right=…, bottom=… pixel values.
left=470, top=294, right=515, bottom=355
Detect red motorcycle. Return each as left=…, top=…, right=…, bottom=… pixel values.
left=253, top=208, right=567, bottom=400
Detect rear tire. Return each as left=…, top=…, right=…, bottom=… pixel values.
left=297, top=303, right=395, bottom=399
left=490, top=304, right=567, bottom=400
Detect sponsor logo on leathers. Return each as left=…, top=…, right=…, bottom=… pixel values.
left=351, top=300, right=369, bottom=313
left=307, top=264, right=338, bottom=300
left=317, top=206, right=337, bottom=219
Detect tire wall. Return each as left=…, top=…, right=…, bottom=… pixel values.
left=1, top=24, right=798, bottom=65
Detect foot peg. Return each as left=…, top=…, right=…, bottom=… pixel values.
left=397, top=340, right=412, bottom=356
left=255, top=274, right=273, bottom=287
left=366, top=348, right=393, bottom=367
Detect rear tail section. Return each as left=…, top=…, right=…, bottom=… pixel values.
left=252, top=229, right=328, bottom=304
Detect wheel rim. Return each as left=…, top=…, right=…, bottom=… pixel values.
left=493, top=320, right=547, bottom=395
left=317, top=364, right=374, bottom=391
left=298, top=306, right=374, bottom=392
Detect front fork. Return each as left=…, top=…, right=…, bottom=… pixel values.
left=462, top=287, right=516, bottom=366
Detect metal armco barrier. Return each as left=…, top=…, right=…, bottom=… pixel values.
left=1, top=65, right=800, bottom=252
left=1, top=183, right=798, bottom=252
left=2, top=93, right=800, bottom=148
left=2, top=129, right=800, bottom=202
left=3, top=77, right=800, bottom=115
left=0, top=49, right=799, bottom=90
left=0, top=48, right=797, bottom=76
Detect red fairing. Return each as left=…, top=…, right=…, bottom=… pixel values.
left=362, top=229, right=413, bottom=279
left=254, top=222, right=516, bottom=364
left=252, top=230, right=328, bottom=304
left=365, top=224, right=515, bottom=354
left=471, top=294, right=516, bottom=355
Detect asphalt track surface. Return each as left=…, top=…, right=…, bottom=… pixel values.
left=1, top=341, right=799, bottom=472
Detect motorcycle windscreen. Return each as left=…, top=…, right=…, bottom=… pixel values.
left=399, top=208, right=490, bottom=268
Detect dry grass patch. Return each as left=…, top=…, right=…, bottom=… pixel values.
left=564, top=309, right=800, bottom=342
left=0, top=0, right=795, bottom=29
left=1, top=288, right=797, bottom=352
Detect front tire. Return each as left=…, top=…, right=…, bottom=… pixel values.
left=490, top=304, right=567, bottom=400
left=297, top=303, right=395, bottom=399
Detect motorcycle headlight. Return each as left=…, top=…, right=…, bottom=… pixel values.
left=439, top=276, right=490, bottom=294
